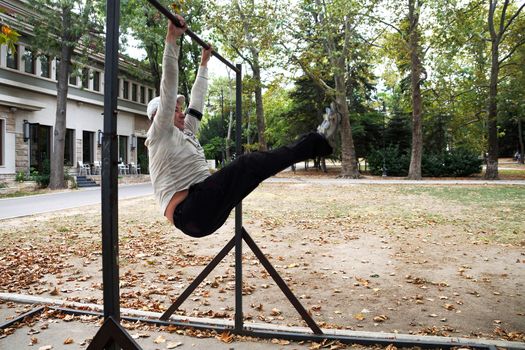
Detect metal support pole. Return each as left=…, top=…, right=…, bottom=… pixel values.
left=101, top=0, right=120, bottom=324
left=234, top=63, right=243, bottom=332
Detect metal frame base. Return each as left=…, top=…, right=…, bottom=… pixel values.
left=0, top=303, right=508, bottom=350
left=161, top=227, right=322, bottom=334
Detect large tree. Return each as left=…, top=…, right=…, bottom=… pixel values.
left=28, top=0, right=98, bottom=189
left=375, top=0, right=426, bottom=179
left=119, top=0, right=206, bottom=98
left=208, top=0, right=287, bottom=152
left=282, top=0, right=380, bottom=178
left=485, top=0, right=525, bottom=179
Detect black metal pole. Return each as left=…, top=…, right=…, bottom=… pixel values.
left=146, top=0, right=239, bottom=73
left=234, top=63, right=243, bottom=332
left=102, top=0, right=121, bottom=325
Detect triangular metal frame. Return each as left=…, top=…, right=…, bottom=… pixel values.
left=87, top=316, right=142, bottom=350
left=87, top=317, right=141, bottom=350
left=160, top=227, right=323, bottom=335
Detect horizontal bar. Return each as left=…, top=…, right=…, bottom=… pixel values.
left=146, top=0, right=240, bottom=73
left=0, top=306, right=45, bottom=329
left=49, top=306, right=497, bottom=350
left=0, top=294, right=514, bottom=350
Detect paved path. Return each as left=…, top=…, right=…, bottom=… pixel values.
left=1, top=178, right=524, bottom=220
left=0, top=183, right=153, bottom=220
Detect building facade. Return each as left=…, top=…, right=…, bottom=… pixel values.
left=0, top=0, right=154, bottom=180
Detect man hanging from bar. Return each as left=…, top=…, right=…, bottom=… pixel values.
left=146, top=16, right=341, bottom=238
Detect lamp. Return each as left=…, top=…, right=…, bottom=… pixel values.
left=97, top=129, right=103, bottom=147
left=23, top=120, right=30, bottom=142
left=130, top=134, right=137, bottom=150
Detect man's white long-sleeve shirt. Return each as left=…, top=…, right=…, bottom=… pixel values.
left=145, top=41, right=210, bottom=215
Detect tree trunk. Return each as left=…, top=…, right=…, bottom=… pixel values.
left=407, top=0, right=423, bottom=180
left=485, top=2, right=500, bottom=180
left=49, top=13, right=74, bottom=189
left=335, top=72, right=359, bottom=178
left=518, top=117, right=524, bottom=164
left=251, top=55, right=267, bottom=151
left=485, top=48, right=499, bottom=179
left=146, top=45, right=161, bottom=95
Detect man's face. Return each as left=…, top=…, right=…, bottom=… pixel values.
left=174, top=101, right=185, bottom=130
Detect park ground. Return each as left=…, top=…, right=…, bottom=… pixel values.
left=0, top=160, right=524, bottom=349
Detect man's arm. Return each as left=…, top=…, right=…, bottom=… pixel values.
left=185, top=46, right=213, bottom=134
left=153, top=17, right=187, bottom=130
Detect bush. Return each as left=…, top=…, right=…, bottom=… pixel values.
left=444, top=148, right=483, bottom=177
left=15, top=171, right=27, bottom=182
left=138, top=154, right=149, bottom=174
left=367, top=145, right=410, bottom=176
left=31, top=159, right=50, bottom=188
left=422, top=149, right=482, bottom=177
left=368, top=147, right=482, bottom=178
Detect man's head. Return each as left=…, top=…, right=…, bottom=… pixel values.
left=147, top=95, right=186, bottom=130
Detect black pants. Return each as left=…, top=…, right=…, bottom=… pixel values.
left=173, top=132, right=332, bottom=237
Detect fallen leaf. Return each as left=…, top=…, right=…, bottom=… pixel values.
left=154, top=335, right=166, bottom=344
left=38, top=346, right=53, bottom=350
left=373, top=315, right=388, bottom=322
left=166, top=342, right=183, bottom=349
left=217, top=331, right=234, bottom=343
left=354, top=313, right=366, bottom=321
left=63, top=337, right=74, bottom=345
left=270, top=308, right=282, bottom=316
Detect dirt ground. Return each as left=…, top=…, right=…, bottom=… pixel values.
left=0, top=170, right=524, bottom=347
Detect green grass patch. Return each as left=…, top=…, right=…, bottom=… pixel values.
left=401, top=186, right=525, bottom=206
left=499, top=169, right=525, bottom=179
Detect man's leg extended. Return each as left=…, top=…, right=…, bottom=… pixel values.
left=174, top=133, right=332, bottom=237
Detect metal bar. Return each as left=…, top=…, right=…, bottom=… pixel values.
left=48, top=306, right=497, bottom=350
left=234, top=63, right=243, bottom=332
left=146, top=0, right=239, bottom=73
left=101, top=0, right=121, bottom=325
left=160, top=236, right=236, bottom=321
left=0, top=306, right=45, bottom=329
left=241, top=227, right=323, bottom=335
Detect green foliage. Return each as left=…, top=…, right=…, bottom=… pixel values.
left=15, top=171, right=28, bottom=182
left=368, top=145, right=410, bottom=176
left=202, top=136, right=225, bottom=161
left=31, top=159, right=50, bottom=188
left=138, top=153, right=149, bottom=175
left=440, top=148, right=482, bottom=177
left=369, top=146, right=481, bottom=177
left=118, top=0, right=210, bottom=95
left=0, top=22, right=20, bottom=53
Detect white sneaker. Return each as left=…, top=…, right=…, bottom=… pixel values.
left=317, top=103, right=341, bottom=146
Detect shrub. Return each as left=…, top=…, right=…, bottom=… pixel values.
left=444, top=148, right=482, bottom=177
left=15, top=171, right=27, bottom=182
left=422, top=149, right=482, bottom=177
left=138, top=153, right=149, bottom=174
left=369, top=147, right=482, bottom=178
left=367, top=145, right=410, bottom=176
left=31, top=159, right=50, bottom=188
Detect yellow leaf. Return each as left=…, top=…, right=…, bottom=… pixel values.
left=373, top=315, right=389, bottom=322
left=217, top=331, right=234, bottom=343
left=154, top=335, right=166, bottom=344
left=354, top=313, right=366, bottom=321
left=63, top=337, right=74, bottom=344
